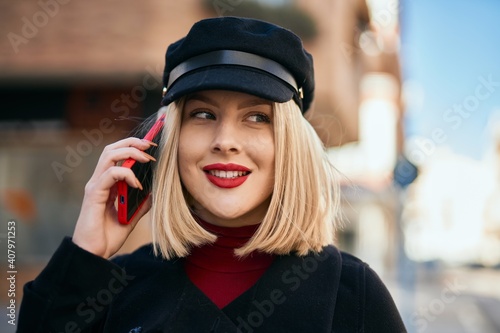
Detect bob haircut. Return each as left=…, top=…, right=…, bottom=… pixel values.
left=151, top=97, right=341, bottom=259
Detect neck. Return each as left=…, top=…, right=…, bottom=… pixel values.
left=184, top=215, right=275, bottom=308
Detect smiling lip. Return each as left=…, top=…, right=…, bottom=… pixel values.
left=203, top=163, right=251, bottom=188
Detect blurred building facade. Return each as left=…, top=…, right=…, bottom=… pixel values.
left=402, top=116, right=500, bottom=267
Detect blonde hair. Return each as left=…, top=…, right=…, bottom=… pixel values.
left=151, top=98, right=341, bottom=259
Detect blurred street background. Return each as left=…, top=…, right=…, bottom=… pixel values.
left=1, top=1, right=500, bottom=332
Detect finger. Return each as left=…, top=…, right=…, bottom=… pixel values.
left=96, top=137, right=156, bottom=167
left=103, top=166, right=143, bottom=190
left=108, top=146, right=157, bottom=163
left=92, top=146, right=157, bottom=178
left=86, top=166, right=142, bottom=202
left=105, top=137, right=157, bottom=151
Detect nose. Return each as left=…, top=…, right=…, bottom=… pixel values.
left=210, top=121, right=242, bottom=154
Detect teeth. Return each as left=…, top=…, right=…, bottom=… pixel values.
left=208, top=170, right=248, bottom=178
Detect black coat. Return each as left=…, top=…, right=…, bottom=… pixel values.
left=18, top=238, right=407, bottom=332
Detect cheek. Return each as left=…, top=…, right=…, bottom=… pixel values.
left=178, top=127, right=211, bottom=178
left=262, top=146, right=275, bottom=171
left=248, top=131, right=274, bottom=161
left=178, top=129, right=198, bottom=177
left=177, top=147, right=198, bottom=202
left=245, top=133, right=275, bottom=179
left=262, top=136, right=276, bottom=181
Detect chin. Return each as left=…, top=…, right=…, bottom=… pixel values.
left=203, top=208, right=259, bottom=227
left=211, top=210, right=247, bottom=222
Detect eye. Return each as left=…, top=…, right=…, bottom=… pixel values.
left=190, top=110, right=216, bottom=120
left=247, top=113, right=271, bottom=123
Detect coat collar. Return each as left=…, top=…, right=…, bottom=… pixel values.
left=169, top=246, right=343, bottom=332
left=107, top=245, right=342, bottom=333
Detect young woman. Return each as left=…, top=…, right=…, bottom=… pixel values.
left=18, top=17, right=407, bottom=332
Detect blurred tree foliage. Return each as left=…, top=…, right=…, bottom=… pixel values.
left=203, top=0, right=318, bottom=42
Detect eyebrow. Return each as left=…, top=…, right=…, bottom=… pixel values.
left=185, top=94, right=218, bottom=107
left=185, top=93, right=272, bottom=110
left=238, top=98, right=272, bottom=109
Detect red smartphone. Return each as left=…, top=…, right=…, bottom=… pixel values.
left=117, top=115, right=165, bottom=224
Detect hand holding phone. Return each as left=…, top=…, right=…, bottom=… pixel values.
left=117, top=115, right=165, bottom=224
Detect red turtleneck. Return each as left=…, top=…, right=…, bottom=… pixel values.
left=184, top=218, right=275, bottom=309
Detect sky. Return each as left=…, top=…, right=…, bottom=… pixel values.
left=400, top=0, right=500, bottom=161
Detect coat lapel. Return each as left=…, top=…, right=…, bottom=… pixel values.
left=106, top=245, right=342, bottom=333
left=166, top=246, right=343, bottom=333
left=223, top=245, right=343, bottom=333
left=166, top=280, right=241, bottom=332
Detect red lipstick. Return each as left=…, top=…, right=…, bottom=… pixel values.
left=203, top=163, right=251, bottom=188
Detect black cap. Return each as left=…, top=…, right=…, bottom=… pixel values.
left=161, top=17, right=314, bottom=113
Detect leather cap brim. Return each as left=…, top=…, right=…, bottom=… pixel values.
left=161, top=65, right=297, bottom=107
